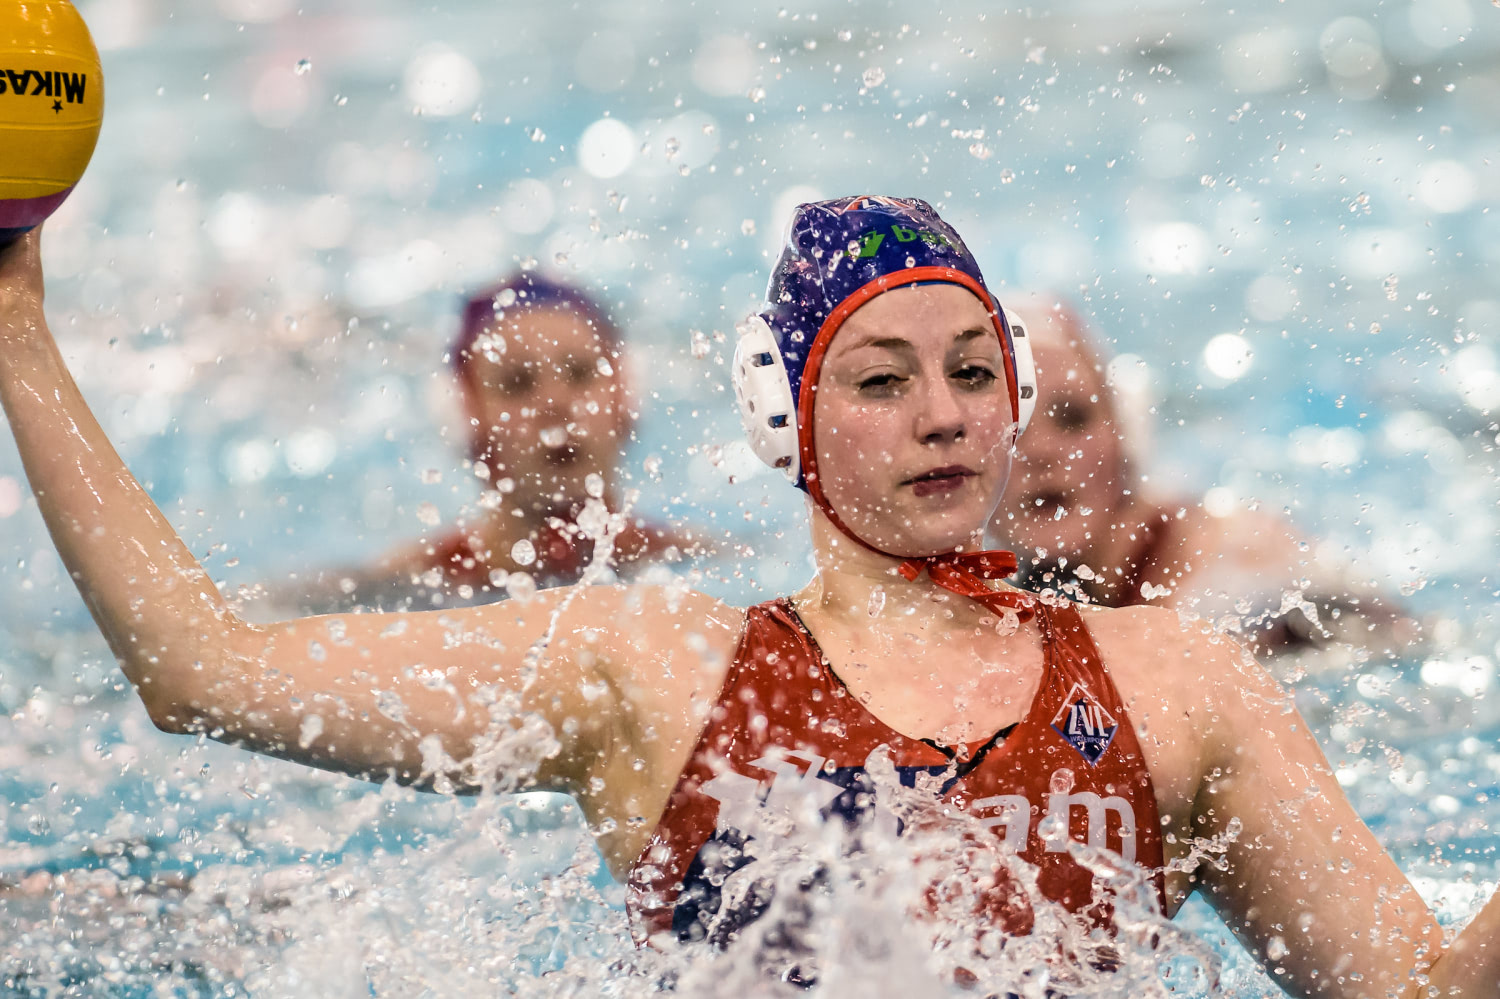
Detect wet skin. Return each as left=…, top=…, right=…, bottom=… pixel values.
left=2, top=231, right=1496, bottom=997
left=1005, top=320, right=1129, bottom=568
left=289, top=303, right=644, bottom=610
left=457, top=305, right=630, bottom=517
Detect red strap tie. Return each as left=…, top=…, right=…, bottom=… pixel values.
left=897, top=549, right=1037, bottom=623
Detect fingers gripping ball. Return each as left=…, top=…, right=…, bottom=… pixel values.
left=0, top=1, right=103, bottom=244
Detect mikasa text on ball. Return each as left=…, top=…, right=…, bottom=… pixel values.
left=0, top=1, right=104, bottom=243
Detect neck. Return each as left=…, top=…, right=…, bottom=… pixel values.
left=795, top=503, right=998, bottom=623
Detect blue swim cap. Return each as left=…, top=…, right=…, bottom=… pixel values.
left=755, top=195, right=1028, bottom=495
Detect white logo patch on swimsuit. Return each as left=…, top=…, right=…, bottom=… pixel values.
left=1051, top=682, right=1118, bottom=765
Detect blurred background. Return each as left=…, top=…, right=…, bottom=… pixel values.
left=2, top=0, right=1499, bottom=994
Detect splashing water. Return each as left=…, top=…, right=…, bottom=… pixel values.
left=4, top=0, right=1500, bottom=994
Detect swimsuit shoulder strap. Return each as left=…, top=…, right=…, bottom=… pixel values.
left=1034, top=599, right=1131, bottom=716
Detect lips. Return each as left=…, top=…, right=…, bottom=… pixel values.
left=905, top=464, right=977, bottom=498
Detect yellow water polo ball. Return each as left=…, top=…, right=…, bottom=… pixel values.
left=0, top=1, right=104, bottom=242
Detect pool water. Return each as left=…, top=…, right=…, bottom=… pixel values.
left=2, top=0, right=1499, bottom=994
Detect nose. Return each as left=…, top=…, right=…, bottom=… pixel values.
left=914, top=375, right=966, bottom=446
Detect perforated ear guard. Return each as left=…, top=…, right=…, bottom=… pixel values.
left=732, top=315, right=801, bottom=480
left=731, top=304, right=1039, bottom=475
left=1005, top=310, right=1038, bottom=436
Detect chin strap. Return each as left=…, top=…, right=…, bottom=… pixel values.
left=897, top=549, right=1037, bottom=623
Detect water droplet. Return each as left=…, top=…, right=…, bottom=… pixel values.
left=494, top=288, right=518, bottom=309
left=1267, top=935, right=1288, bottom=961
left=596, top=356, right=615, bottom=377
left=741, top=218, right=757, bottom=236
left=510, top=539, right=537, bottom=566
left=1383, top=274, right=1399, bottom=301
left=643, top=454, right=663, bottom=480
left=421, top=468, right=442, bottom=485
left=747, top=86, right=767, bottom=103
left=416, top=502, right=441, bottom=527
left=968, top=142, right=992, bottom=161
left=999, top=168, right=1015, bottom=184
left=539, top=426, right=568, bottom=448
left=862, top=66, right=886, bottom=88
left=867, top=587, right=886, bottom=617
left=506, top=571, right=537, bottom=602
left=838, top=29, right=853, bottom=41
left=664, top=136, right=681, bottom=159
left=576, top=498, right=610, bottom=538
left=690, top=329, right=711, bottom=359
left=294, top=59, right=312, bottom=76
left=528, top=126, right=546, bottom=142
left=585, top=473, right=605, bottom=498
left=298, top=713, right=324, bottom=748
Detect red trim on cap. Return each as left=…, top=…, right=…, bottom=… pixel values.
left=794, top=267, right=1021, bottom=558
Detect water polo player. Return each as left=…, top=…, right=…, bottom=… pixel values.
left=994, top=295, right=1414, bottom=656
left=284, top=273, right=694, bottom=612
left=2, top=198, right=1497, bottom=994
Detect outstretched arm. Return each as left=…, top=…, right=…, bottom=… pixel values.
left=1188, top=626, right=1498, bottom=996
left=0, top=230, right=735, bottom=800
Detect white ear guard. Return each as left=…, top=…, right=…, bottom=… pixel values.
left=731, top=304, right=1039, bottom=476
left=732, top=314, right=801, bottom=480
left=1004, top=309, right=1038, bottom=436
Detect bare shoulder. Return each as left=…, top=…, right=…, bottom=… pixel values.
left=470, top=582, right=744, bottom=722
left=556, top=584, right=742, bottom=665
left=1077, top=600, right=1212, bottom=674
left=464, top=583, right=745, bottom=854
left=1080, top=600, right=1275, bottom=705
left=1071, top=602, right=1280, bottom=802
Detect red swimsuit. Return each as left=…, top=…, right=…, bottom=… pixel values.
left=627, top=597, right=1165, bottom=945
left=426, top=512, right=684, bottom=591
